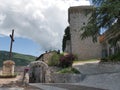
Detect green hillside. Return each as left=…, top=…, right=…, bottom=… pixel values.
left=0, top=51, right=36, bottom=67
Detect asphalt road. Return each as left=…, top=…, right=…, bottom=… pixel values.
left=30, top=83, right=107, bottom=90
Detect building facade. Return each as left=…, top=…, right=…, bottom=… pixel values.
left=100, top=30, right=120, bottom=58
left=67, top=6, right=102, bottom=60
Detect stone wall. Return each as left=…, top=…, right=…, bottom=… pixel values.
left=37, top=51, right=58, bottom=64
left=50, top=63, right=120, bottom=83
left=68, top=6, right=102, bottom=60
left=50, top=73, right=82, bottom=83
left=65, top=40, right=71, bottom=53
left=43, top=52, right=55, bottom=64
left=48, top=67, right=83, bottom=83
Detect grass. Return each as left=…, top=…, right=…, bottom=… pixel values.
left=57, top=67, right=80, bottom=74
left=73, top=59, right=100, bottom=64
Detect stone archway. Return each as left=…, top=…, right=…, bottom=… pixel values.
left=29, top=61, right=49, bottom=83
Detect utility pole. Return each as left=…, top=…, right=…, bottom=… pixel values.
left=9, top=29, right=14, bottom=60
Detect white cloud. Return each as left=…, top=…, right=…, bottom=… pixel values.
left=0, top=13, right=6, bottom=24
left=0, top=0, right=90, bottom=51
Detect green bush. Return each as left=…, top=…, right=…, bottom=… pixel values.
left=101, top=51, right=120, bottom=62
left=57, top=67, right=80, bottom=74
left=48, top=53, right=63, bottom=66
left=48, top=53, right=77, bottom=67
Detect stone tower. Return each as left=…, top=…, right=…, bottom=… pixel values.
left=68, top=6, right=102, bottom=60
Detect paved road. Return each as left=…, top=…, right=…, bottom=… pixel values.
left=30, top=83, right=106, bottom=90
left=0, top=88, right=24, bottom=90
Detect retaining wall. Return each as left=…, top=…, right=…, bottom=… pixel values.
left=50, top=73, right=83, bottom=83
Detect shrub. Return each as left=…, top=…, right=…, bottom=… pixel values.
left=48, top=53, right=63, bottom=66
left=101, top=51, right=120, bottom=62
left=59, top=54, right=75, bottom=68
left=57, top=67, right=80, bottom=74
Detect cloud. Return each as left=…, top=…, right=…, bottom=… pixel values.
left=0, top=0, right=90, bottom=51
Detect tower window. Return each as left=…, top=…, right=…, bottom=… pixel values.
left=83, top=22, right=85, bottom=25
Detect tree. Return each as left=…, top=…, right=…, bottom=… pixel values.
left=62, top=26, right=70, bottom=52
left=81, top=0, right=120, bottom=45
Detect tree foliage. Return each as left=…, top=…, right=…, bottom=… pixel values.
left=81, top=0, right=120, bottom=44
left=62, top=26, right=70, bottom=51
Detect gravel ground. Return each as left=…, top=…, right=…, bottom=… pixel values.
left=0, top=73, right=41, bottom=90
left=0, top=66, right=41, bottom=90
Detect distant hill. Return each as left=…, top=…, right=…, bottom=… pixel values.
left=0, top=51, right=36, bottom=67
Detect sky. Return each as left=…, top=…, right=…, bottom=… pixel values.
left=0, top=0, right=90, bottom=56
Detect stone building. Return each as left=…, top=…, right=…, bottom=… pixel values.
left=36, top=50, right=60, bottom=64
left=66, top=6, right=102, bottom=60
left=100, top=29, right=120, bottom=58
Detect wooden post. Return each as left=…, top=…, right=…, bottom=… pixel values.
left=9, top=29, right=14, bottom=60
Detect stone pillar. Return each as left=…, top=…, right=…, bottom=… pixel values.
left=2, top=60, right=15, bottom=75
